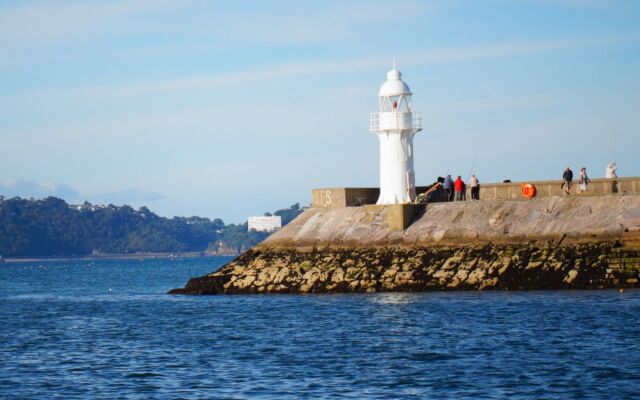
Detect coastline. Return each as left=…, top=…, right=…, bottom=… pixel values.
left=2, top=252, right=232, bottom=264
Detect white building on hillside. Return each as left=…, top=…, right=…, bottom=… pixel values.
left=248, top=216, right=282, bottom=232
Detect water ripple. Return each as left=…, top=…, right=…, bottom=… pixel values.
left=1, top=258, right=640, bottom=399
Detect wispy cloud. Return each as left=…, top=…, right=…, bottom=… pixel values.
left=90, top=187, right=164, bottom=205
left=402, top=36, right=630, bottom=65
left=0, top=178, right=80, bottom=200
left=24, top=35, right=634, bottom=100
left=0, top=0, right=428, bottom=51
left=0, top=0, right=178, bottom=45
left=527, top=0, right=613, bottom=8
left=428, top=94, right=562, bottom=115
left=0, top=178, right=164, bottom=205
left=207, top=1, right=430, bottom=45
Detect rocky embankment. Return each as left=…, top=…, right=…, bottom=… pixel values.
left=170, top=195, right=640, bottom=295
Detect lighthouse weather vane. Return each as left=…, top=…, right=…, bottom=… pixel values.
left=370, top=63, right=422, bottom=204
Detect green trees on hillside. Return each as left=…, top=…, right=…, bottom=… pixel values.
left=207, top=203, right=303, bottom=254
left=0, top=196, right=303, bottom=257
left=273, top=202, right=302, bottom=225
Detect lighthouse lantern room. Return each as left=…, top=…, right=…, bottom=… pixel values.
left=370, top=66, right=422, bottom=204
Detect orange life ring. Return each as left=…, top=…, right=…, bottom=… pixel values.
left=521, top=183, right=537, bottom=198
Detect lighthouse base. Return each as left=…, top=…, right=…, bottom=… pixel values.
left=362, top=204, right=425, bottom=231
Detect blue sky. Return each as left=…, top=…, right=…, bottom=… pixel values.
left=1, top=0, right=639, bottom=222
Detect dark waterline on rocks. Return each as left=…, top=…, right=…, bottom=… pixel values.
left=2, top=257, right=640, bottom=399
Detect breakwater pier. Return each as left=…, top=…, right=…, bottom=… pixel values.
left=170, top=181, right=640, bottom=295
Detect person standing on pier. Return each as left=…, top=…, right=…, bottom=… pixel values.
left=443, top=175, right=454, bottom=201
left=561, top=167, right=573, bottom=194
left=578, top=167, right=590, bottom=193
left=454, top=176, right=464, bottom=201
left=606, top=162, right=617, bottom=179
left=605, top=162, right=618, bottom=193
left=468, top=174, right=480, bottom=200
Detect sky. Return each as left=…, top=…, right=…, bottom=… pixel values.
left=1, top=0, right=639, bottom=223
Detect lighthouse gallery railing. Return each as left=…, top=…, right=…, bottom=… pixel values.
left=370, top=112, right=422, bottom=132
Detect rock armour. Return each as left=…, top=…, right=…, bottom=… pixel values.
left=169, top=244, right=640, bottom=295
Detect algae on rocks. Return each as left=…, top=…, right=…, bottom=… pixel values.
left=169, top=243, right=640, bottom=295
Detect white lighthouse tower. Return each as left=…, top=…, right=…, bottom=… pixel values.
left=370, top=65, right=422, bottom=204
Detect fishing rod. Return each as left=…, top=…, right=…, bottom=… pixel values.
left=467, top=157, right=477, bottom=181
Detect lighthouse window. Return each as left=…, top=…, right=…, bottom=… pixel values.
left=398, top=96, right=411, bottom=112
left=387, top=96, right=400, bottom=112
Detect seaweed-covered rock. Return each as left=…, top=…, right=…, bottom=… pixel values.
left=169, top=243, right=640, bottom=295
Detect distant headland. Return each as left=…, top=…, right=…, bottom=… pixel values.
left=0, top=196, right=303, bottom=260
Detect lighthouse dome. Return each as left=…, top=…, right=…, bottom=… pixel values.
left=378, top=68, right=412, bottom=97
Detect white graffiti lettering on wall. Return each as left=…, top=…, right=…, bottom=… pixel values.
left=313, top=190, right=333, bottom=207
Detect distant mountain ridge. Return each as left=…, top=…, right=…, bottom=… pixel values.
left=0, top=196, right=303, bottom=257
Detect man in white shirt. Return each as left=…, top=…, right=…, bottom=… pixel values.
left=468, top=175, right=480, bottom=200
left=605, top=162, right=617, bottom=179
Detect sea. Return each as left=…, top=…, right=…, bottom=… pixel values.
left=1, top=257, right=639, bottom=399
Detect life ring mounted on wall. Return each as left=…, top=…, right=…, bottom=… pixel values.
left=521, top=183, right=537, bottom=199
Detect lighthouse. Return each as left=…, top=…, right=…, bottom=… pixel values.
left=370, top=65, right=422, bottom=204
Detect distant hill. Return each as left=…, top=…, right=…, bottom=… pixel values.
left=0, top=196, right=303, bottom=257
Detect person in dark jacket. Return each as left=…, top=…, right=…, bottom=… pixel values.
left=561, top=167, right=573, bottom=194
left=443, top=175, right=454, bottom=201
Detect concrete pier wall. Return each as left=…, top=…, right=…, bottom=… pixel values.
left=312, top=177, right=640, bottom=208
left=476, top=177, right=640, bottom=200
left=267, top=195, right=640, bottom=249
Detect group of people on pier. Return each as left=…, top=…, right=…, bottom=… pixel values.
left=416, top=162, right=619, bottom=204
left=562, top=163, right=617, bottom=195
left=416, top=174, right=481, bottom=204
left=561, top=166, right=590, bottom=194
left=441, top=174, right=480, bottom=202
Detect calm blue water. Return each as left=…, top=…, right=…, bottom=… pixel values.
left=1, top=257, right=640, bottom=399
